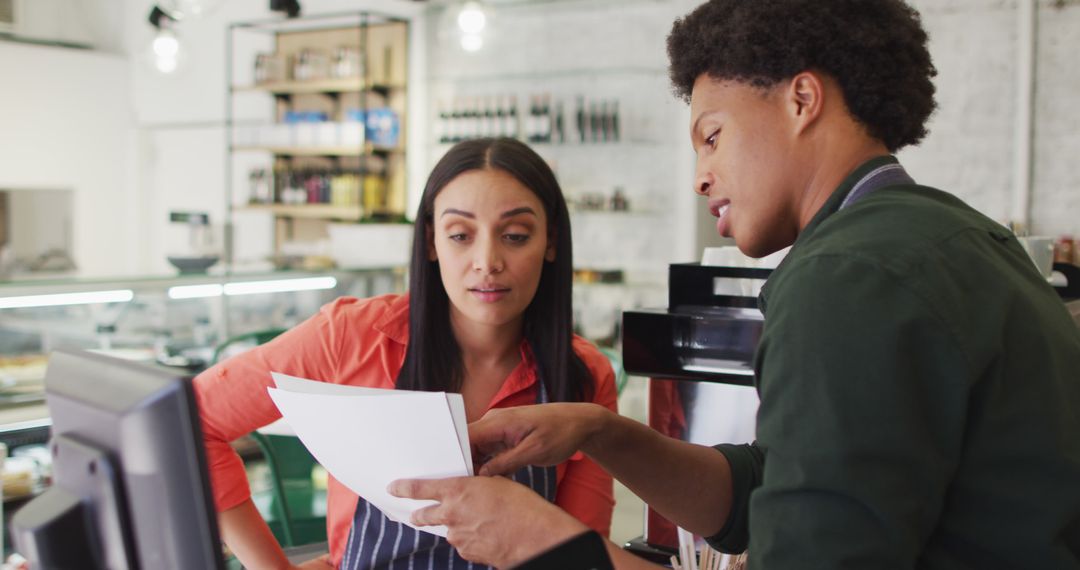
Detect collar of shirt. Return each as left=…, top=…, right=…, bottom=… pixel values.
left=756, top=155, right=900, bottom=314
left=372, top=293, right=541, bottom=404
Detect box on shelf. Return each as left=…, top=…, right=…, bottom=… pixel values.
left=328, top=223, right=412, bottom=268
left=316, top=122, right=341, bottom=147
left=365, top=108, right=400, bottom=148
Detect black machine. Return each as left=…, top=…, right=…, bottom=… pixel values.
left=10, top=350, right=225, bottom=570
left=621, top=263, right=768, bottom=557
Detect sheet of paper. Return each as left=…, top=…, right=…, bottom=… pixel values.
left=271, top=372, right=473, bottom=476
left=271, top=372, right=472, bottom=471
left=267, top=373, right=474, bottom=536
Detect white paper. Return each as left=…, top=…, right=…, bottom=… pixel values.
left=266, top=372, right=473, bottom=537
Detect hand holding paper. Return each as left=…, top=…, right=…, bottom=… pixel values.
left=266, top=372, right=473, bottom=537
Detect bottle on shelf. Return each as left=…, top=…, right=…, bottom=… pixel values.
left=612, top=100, right=621, bottom=143
left=589, top=100, right=601, bottom=143
left=540, top=93, right=552, bottom=143
left=508, top=95, right=520, bottom=139
left=576, top=96, right=586, bottom=143
left=600, top=100, right=611, bottom=143
left=484, top=96, right=497, bottom=139
left=554, top=99, right=565, bottom=144
left=437, top=100, right=450, bottom=144
left=449, top=97, right=462, bottom=143
left=526, top=95, right=539, bottom=143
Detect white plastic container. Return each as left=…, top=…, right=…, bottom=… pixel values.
left=328, top=223, right=413, bottom=268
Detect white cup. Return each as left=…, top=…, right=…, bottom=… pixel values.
left=1018, top=236, right=1055, bottom=279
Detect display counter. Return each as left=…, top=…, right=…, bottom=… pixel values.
left=0, top=265, right=406, bottom=433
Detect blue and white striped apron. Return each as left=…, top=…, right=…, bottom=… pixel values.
left=339, top=381, right=558, bottom=570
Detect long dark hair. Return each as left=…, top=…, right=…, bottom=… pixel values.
left=395, top=137, right=594, bottom=403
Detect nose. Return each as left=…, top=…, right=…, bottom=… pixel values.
left=694, top=158, right=713, bottom=197
left=473, top=235, right=504, bottom=274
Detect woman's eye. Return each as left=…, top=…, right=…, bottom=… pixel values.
left=449, top=233, right=469, bottom=242
left=503, top=233, right=530, bottom=244
left=706, top=129, right=720, bottom=148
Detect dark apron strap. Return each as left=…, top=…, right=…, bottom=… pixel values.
left=838, top=161, right=915, bottom=211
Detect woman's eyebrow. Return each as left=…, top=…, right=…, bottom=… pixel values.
left=501, top=207, right=537, bottom=219
left=440, top=207, right=537, bottom=219
left=440, top=208, right=474, bottom=219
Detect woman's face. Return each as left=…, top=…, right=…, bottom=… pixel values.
left=430, top=168, right=555, bottom=331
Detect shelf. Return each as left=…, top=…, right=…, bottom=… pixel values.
left=430, top=140, right=664, bottom=148
left=231, top=144, right=403, bottom=157
left=427, top=66, right=666, bottom=83
left=234, top=78, right=405, bottom=95
left=237, top=204, right=405, bottom=220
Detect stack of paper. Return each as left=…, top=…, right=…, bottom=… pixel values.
left=266, top=372, right=473, bottom=537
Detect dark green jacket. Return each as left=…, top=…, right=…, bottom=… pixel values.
left=710, top=157, right=1080, bottom=568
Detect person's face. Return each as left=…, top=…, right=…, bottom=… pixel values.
left=690, top=76, right=801, bottom=257
left=430, top=168, right=555, bottom=330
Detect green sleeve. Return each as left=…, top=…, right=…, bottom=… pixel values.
left=750, top=255, right=971, bottom=569
left=705, top=442, right=763, bottom=554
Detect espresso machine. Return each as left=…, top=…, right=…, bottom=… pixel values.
left=620, top=262, right=772, bottom=560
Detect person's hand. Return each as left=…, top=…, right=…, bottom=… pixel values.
left=469, top=402, right=607, bottom=476
left=388, top=476, right=587, bottom=568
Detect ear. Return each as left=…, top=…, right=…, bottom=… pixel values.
left=426, top=224, right=438, bottom=262
left=786, top=71, right=826, bottom=136
left=544, top=227, right=557, bottom=262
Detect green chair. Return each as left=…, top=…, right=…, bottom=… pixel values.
left=211, top=328, right=327, bottom=548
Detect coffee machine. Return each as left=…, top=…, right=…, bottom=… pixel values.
left=620, top=262, right=772, bottom=560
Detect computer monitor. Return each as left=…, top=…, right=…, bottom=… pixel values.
left=10, top=349, right=225, bottom=569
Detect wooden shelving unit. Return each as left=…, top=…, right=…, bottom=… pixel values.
left=225, top=12, right=411, bottom=265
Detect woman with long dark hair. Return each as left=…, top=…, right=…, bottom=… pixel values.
left=194, top=137, right=617, bottom=570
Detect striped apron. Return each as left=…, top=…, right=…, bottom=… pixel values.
left=339, top=382, right=558, bottom=570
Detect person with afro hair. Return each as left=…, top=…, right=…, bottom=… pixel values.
left=389, top=1, right=1080, bottom=568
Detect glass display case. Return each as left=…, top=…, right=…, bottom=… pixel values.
left=0, top=266, right=405, bottom=432
left=0, top=266, right=404, bottom=559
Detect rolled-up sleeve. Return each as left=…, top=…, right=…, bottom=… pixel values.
left=194, top=297, right=351, bottom=512
left=705, top=442, right=763, bottom=553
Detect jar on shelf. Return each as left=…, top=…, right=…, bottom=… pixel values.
left=292, top=48, right=330, bottom=82
left=331, top=45, right=363, bottom=79
left=254, top=52, right=285, bottom=84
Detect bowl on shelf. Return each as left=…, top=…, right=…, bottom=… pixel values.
left=167, top=255, right=221, bottom=274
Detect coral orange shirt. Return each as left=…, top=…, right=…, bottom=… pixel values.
left=194, top=294, right=617, bottom=567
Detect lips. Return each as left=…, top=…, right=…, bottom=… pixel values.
left=708, top=199, right=732, bottom=237
left=708, top=199, right=731, bottom=218
left=468, top=284, right=510, bottom=293
left=468, top=284, right=511, bottom=303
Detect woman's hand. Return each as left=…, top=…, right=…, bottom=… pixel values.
left=469, top=403, right=610, bottom=476
left=388, top=476, right=587, bottom=568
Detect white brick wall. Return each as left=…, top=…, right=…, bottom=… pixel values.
left=1030, top=1, right=1080, bottom=237
left=903, top=0, right=1080, bottom=237
left=427, top=0, right=1080, bottom=245
left=420, top=0, right=1080, bottom=340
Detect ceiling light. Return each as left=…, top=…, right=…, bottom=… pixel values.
left=457, top=1, right=486, bottom=34
left=460, top=33, right=483, bottom=52
left=146, top=5, right=186, bottom=75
